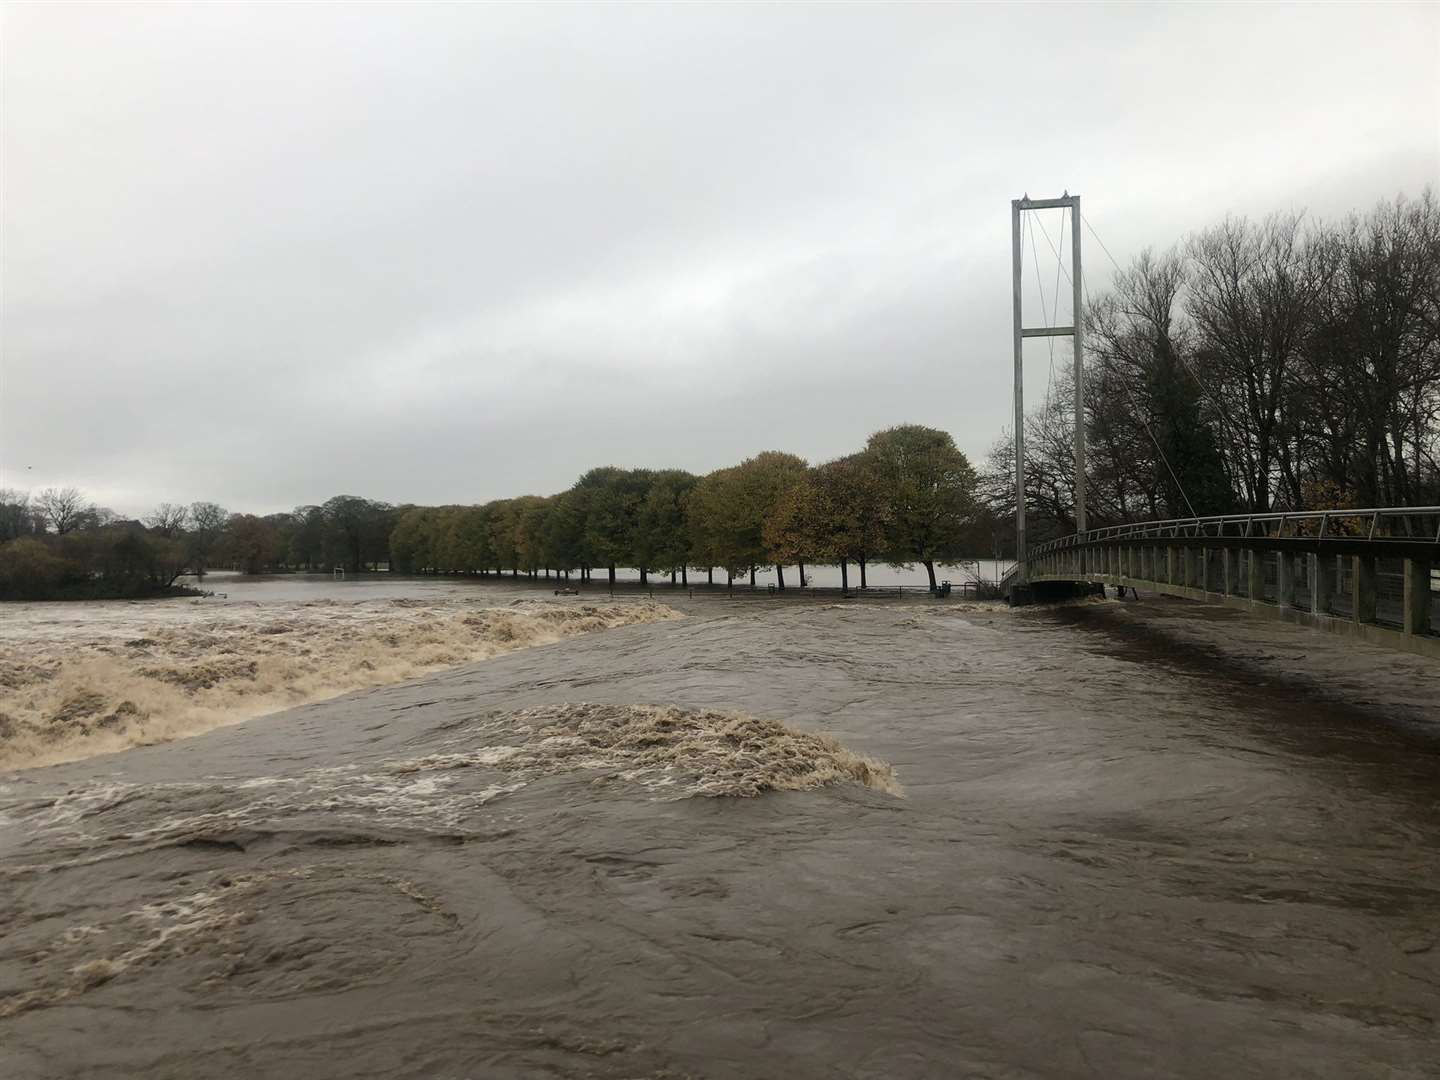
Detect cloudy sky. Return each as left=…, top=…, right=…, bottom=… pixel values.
left=3, top=2, right=1437, bottom=517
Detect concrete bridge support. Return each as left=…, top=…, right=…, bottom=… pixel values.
left=1222, top=549, right=1233, bottom=596
left=1404, top=557, right=1432, bottom=636
left=1311, top=553, right=1334, bottom=616
left=1277, top=552, right=1297, bottom=609
left=1352, top=556, right=1378, bottom=625
left=1247, top=549, right=1264, bottom=602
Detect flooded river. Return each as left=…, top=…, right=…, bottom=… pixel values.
left=2, top=580, right=1438, bottom=1078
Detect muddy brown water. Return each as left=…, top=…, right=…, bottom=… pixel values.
left=3, top=596, right=1438, bottom=1078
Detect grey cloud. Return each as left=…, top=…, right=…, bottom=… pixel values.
left=3, top=2, right=1437, bottom=515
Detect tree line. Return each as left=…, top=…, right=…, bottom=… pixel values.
left=391, top=424, right=980, bottom=591
left=985, top=189, right=1440, bottom=542
left=0, top=425, right=984, bottom=598
left=0, top=490, right=396, bottom=599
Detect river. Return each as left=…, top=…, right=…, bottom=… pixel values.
left=2, top=580, right=1437, bottom=1078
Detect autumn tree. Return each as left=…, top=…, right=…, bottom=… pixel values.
left=804, top=455, right=890, bottom=589
left=866, top=425, right=977, bottom=591
left=687, top=467, right=750, bottom=585
left=730, top=451, right=807, bottom=588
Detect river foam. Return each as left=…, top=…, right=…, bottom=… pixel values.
left=0, top=597, right=681, bottom=770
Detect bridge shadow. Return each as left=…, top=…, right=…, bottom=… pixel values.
left=1043, top=597, right=1440, bottom=790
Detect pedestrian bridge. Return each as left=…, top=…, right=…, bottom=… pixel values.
left=1010, top=506, right=1440, bottom=659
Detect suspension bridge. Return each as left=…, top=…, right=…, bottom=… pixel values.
left=1001, top=193, right=1440, bottom=658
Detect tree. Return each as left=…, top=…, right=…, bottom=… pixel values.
left=144, top=502, right=190, bottom=537
left=800, top=455, right=890, bottom=589
left=390, top=506, right=438, bottom=573
left=188, top=501, right=229, bottom=575
left=1087, top=248, right=1235, bottom=519
left=636, top=469, right=696, bottom=584
left=288, top=505, right=326, bottom=569
left=0, top=537, right=79, bottom=598
left=761, top=478, right=818, bottom=583
left=688, top=467, right=748, bottom=584
left=36, top=487, right=89, bottom=534
left=543, top=487, right=589, bottom=579
left=582, top=468, right=652, bottom=586
left=222, top=514, right=282, bottom=574
left=0, top=490, right=36, bottom=542
left=514, top=495, right=552, bottom=576
left=1187, top=213, right=1325, bottom=510
left=730, top=451, right=807, bottom=588
left=1301, top=191, right=1440, bottom=506
left=866, top=425, right=977, bottom=591
left=487, top=499, right=520, bottom=575
left=446, top=505, right=493, bottom=573
left=319, top=495, right=391, bottom=573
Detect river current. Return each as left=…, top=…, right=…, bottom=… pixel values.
left=2, top=578, right=1438, bottom=1078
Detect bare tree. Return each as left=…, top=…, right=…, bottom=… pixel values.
left=1187, top=213, right=1326, bottom=510
left=35, top=487, right=90, bottom=534
left=1301, top=191, right=1440, bottom=505
left=145, top=502, right=191, bottom=537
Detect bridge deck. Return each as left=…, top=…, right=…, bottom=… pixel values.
left=1009, top=506, right=1440, bottom=659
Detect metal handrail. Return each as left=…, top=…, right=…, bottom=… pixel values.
left=1029, top=505, right=1440, bottom=557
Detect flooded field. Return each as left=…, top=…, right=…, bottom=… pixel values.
left=2, top=585, right=1438, bottom=1078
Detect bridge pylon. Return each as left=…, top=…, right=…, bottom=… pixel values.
left=1011, top=192, right=1085, bottom=587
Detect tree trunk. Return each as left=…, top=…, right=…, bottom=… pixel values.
left=608, top=565, right=616, bottom=587
left=727, top=570, right=733, bottom=590
left=798, top=561, right=806, bottom=587
left=749, top=566, right=756, bottom=588
left=708, top=567, right=713, bottom=585
left=640, top=567, right=648, bottom=585
left=840, top=557, right=849, bottom=591
left=670, top=569, right=676, bottom=584
left=775, top=564, right=785, bottom=590
left=859, top=557, right=868, bottom=588
left=923, top=559, right=937, bottom=591
left=681, top=567, right=688, bottom=586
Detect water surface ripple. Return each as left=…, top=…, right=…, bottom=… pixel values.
left=2, top=598, right=1438, bottom=1079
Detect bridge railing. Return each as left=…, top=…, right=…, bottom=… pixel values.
left=1013, top=504, right=1439, bottom=656
left=1030, top=506, right=1440, bottom=557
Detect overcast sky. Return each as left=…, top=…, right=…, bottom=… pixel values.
left=3, top=2, right=1437, bottom=517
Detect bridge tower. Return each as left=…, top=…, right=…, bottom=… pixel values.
left=1011, top=192, right=1085, bottom=586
